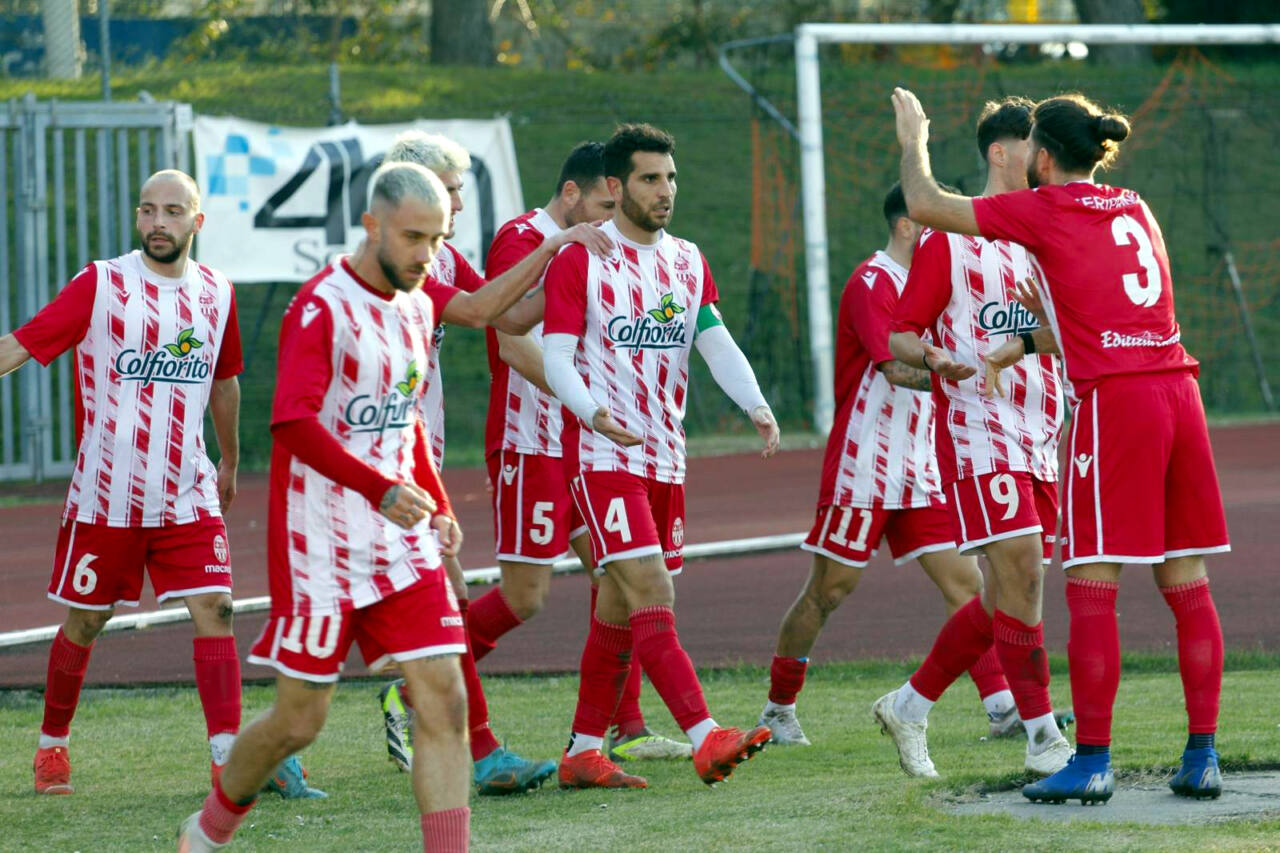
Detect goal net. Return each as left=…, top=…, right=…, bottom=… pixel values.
left=723, top=24, right=1280, bottom=432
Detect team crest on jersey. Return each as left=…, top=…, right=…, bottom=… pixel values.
left=115, top=328, right=213, bottom=385
left=608, top=293, right=689, bottom=351
left=671, top=517, right=685, bottom=548
left=344, top=360, right=421, bottom=434
left=213, top=534, right=228, bottom=563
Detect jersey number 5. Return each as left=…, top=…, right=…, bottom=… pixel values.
left=1111, top=214, right=1161, bottom=308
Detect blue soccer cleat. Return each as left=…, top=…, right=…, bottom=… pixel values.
left=473, top=746, right=557, bottom=796
left=263, top=755, right=328, bottom=799
left=1023, top=752, right=1114, bottom=805
left=1169, top=747, right=1222, bottom=800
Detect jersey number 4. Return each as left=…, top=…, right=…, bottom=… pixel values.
left=1111, top=214, right=1161, bottom=308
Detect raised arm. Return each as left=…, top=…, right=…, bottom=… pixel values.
left=892, top=88, right=981, bottom=236
left=209, top=376, right=241, bottom=512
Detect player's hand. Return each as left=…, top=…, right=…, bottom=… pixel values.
left=216, top=458, right=238, bottom=513
left=1011, top=275, right=1049, bottom=326
left=432, top=513, right=463, bottom=557
left=892, top=87, right=930, bottom=148
left=750, top=405, right=781, bottom=459
left=980, top=337, right=1028, bottom=399
left=591, top=407, right=642, bottom=448
left=553, top=222, right=614, bottom=258
left=379, top=482, right=437, bottom=530
left=922, top=343, right=976, bottom=381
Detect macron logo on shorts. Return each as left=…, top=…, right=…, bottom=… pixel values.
left=1073, top=453, right=1094, bottom=478
left=441, top=615, right=463, bottom=628
left=502, top=465, right=517, bottom=486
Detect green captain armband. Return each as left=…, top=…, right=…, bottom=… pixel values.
left=695, top=303, right=724, bottom=337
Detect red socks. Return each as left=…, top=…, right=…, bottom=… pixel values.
left=610, top=655, right=646, bottom=738
left=466, top=588, right=523, bottom=663
left=572, top=616, right=634, bottom=737
left=967, top=646, right=1009, bottom=700
left=629, top=605, right=709, bottom=732
left=41, top=628, right=93, bottom=738
left=198, top=779, right=256, bottom=845
left=1161, top=577, right=1223, bottom=734
left=1065, top=577, right=1121, bottom=746
left=992, top=610, right=1053, bottom=720
left=193, top=636, right=242, bottom=738
left=768, top=655, right=808, bottom=705
left=421, top=806, right=470, bottom=853
left=909, top=596, right=993, bottom=701
left=457, top=600, right=500, bottom=761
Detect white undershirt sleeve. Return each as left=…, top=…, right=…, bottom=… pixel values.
left=543, top=332, right=602, bottom=427
left=694, top=324, right=769, bottom=414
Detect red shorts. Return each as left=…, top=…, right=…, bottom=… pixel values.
left=950, top=472, right=1059, bottom=562
left=48, top=516, right=232, bottom=609
left=570, top=470, right=684, bottom=574
left=1063, top=371, right=1229, bottom=569
left=801, top=502, right=956, bottom=568
left=247, top=572, right=465, bottom=683
left=487, top=450, right=586, bottom=564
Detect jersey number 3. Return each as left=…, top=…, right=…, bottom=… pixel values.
left=1111, top=214, right=1161, bottom=308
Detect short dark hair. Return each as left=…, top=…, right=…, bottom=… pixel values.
left=1032, top=93, right=1131, bottom=173
left=883, top=182, right=908, bottom=231
left=555, top=141, right=606, bottom=196
left=603, top=123, right=676, bottom=183
left=976, top=97, right=1034, bottom=160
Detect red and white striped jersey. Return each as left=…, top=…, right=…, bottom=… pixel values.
left=13, top=251, right=241, bottom=527
left=819, top=251, right=941, bottom=509
left=267, top=258, right=444, bottom=616
left=544, top=221, right=718, bottom=484
left=895, top=229, right=1064, bottom=485
left=483, top=208, right=563, bottom=458
left=420, top=241, right=485, bottom=468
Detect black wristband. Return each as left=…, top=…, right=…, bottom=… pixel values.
left=1018, top=331, right=1037, bottom=355
left=921, top=352, right=935, bottom=372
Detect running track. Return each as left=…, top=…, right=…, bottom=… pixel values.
left=1, top=423, right=1277, bottom=687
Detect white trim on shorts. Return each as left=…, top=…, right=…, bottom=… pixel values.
left=496, top=551, right=568, bottom=566
left=46, top=593, right=141, bottom=610
left=570, top=524, right=589, bottom=541
left=1164, top=545, right=1231, bottom=559
left=389, top=642, right=468, bottom=663
left=893, top=540, right=958, bottom=566
left=799, top=540, right=871, bottom=569
left=246, top=654, right=342, bottom=684
left=156, top=584, right=233, bottom=604
left=593, top=544, right=663, bottom=570
left=957, top=525, right=1043, bottom=557
left=1062, top=543, right=1233, bottom=570
left=53, top=520, right=79, bottom=599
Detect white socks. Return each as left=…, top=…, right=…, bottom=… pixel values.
left=566, top=733, right=604, bottom=758
left=38, top=734, right=70, bottom=750
left=893, top=683, right=934, bottom=724
left=684, top=718, right=718, bottom=751
left=982, top=689, right=1016, bottom=719
left=209, top=733, right=235, bottom=766
left=1024, top=712, right=1062, bottom=753
left=762, top=700, right=794, bottom=716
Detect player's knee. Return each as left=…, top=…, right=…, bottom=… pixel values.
left=66, top=607, right=113, bottom=643
left=502, top=580, right=549, bottom=620
left=412, top=673, right=467, bottom=740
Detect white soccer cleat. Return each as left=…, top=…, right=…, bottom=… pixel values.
left=1025, top=734, right=1074, bottom=777
left=177, top=811, right=227, bottom=852
left=987, top=705, right=1024, bottom=739
left=872, top=690, right=939, bottom=778
left=758, top=704, right=812, bottom=746
left=607, top=727, right=694, bottom=761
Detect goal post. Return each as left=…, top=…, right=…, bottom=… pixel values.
left=783, top=23, right=1280, bottom=434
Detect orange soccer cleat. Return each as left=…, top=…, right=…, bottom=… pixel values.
left=557, top=749, right=648, bottom=789
left=693, top=726, right=771, bottom=786
left=34, top=745, right=74, bottom=795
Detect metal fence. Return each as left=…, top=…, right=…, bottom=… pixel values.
left=1, top=95, right=193, bottom=481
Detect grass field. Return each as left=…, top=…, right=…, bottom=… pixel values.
left=2, top=658, right=1278, bottom=852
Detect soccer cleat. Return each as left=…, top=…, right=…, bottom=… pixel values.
left=262, top=755, right=327, bottom=799
left=692, top=725, right=771, bottom=786
left=33, top=745, right=74, bottom=795
left=474, top=746, right=557, bottom=795
left=1025, top=734, right=1074, bottom=777
left=177, top=811, right=227, bottom=852
left=757, top=704, right=812, bottom=746
left=987, top=707, right=1076, bottom=739
left=558, top=749, right=648, bottom=789
left=379, top=679, right=414, bottom=772
left=1169, top=747, right=1222, bottom=800
left=1023, top=752, right=1114, bottom=805
left=872, top=691, right=939, bottom=778
left=607, top=726, right=694, bottom=761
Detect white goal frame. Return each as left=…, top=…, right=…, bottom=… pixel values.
left=792, top=23, right=1280, bottom=434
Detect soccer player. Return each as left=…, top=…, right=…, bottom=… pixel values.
left=0, top=170, right=252, bottom=796
left=473, top=141, right=691, bottom=762
left=543, top=123, right=781, bottom=789
left=873, top=98, right=1072, bottom=780
left=892, top=88, right=1229, bottom=804
left=758, top=182, right=1020, bottom=751
left=179, top=162, right=471, bottom=852
left=372, top=130, right=612, bottom=793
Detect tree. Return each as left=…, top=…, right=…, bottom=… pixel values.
left=431, top=0, right=494, bottom=66
left=1073, top=0, right=1152, bottom=65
